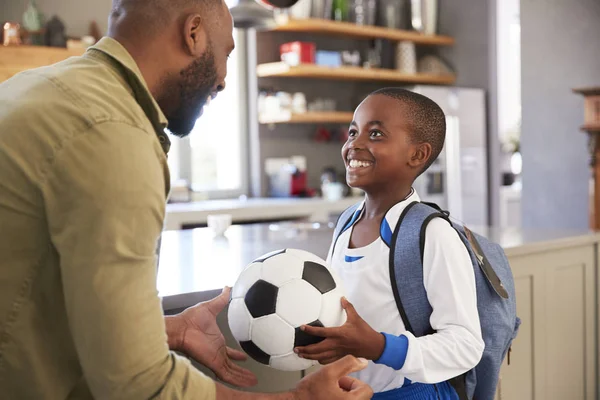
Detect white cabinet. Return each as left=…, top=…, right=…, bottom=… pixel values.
left=496, top=242, right=597, bottom=399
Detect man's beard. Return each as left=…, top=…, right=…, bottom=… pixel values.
left=161, top=49, right=218, bottom=138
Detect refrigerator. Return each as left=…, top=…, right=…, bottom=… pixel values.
left=409, top=85, right=488, bottom=227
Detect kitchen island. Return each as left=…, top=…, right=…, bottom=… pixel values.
left=164, top=196, right=362, bottom=230
left=158, top=223, right=599, bottom=400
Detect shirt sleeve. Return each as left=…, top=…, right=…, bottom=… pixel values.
left=41, top=122, right=216, bottom=400
left=376, top=218, right=484, bottom=384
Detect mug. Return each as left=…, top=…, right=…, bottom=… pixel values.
left=207, top=214, right=233, bottom=236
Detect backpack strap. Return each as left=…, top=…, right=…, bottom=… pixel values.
left=389, top=201, right=448, bottom=337
left=391, top=202, right=469, bottom=400
left=329, top=202, right=362, bottom=260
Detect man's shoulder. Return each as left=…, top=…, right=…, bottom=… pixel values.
left=0, top=57, right=160, bottom=187
left=0, top=54, right=152, bottom=134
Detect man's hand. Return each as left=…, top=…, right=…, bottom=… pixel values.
left=293, top=355, right=373, bottom=400
left=172, top=287, right=257, bottom=388
left=294, top=297, right=385, bottom=364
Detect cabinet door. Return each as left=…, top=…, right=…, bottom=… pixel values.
left=497, top=244, right=597, bottom=400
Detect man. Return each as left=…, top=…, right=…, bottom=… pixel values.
left=0, top=0, right=373, bottom=398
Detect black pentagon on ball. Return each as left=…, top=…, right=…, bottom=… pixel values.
left=240, top=340, right=270, bottom=365
left=252, top=248, right=287, bottom=263
left=244, top=279, right=279, bottom=318
left=294, top=320, right=325, bottom=348
left=302, top=261, right=336, bottom=294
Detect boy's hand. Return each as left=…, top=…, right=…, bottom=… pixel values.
left=294, top=297, right=385, bottom=365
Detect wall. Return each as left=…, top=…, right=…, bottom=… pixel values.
left=520, top=0, right=600, bottom=229
left=1, top=0, right=111, bottom=37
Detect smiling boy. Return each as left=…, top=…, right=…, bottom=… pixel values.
left=295, top=88, right=485, bottom=400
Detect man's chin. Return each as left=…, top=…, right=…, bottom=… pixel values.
left=167, top=125, right=193, bottom=138
left=167, top=117, right=198, bottom=138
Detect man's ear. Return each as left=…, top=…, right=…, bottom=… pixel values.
left=182, top=14, right=208, bottom=57
left=409, top=142, right=432, bottom=170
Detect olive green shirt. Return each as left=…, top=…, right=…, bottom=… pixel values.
left=0, top=37, right=216, bottom=399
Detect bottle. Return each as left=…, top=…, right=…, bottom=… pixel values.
left=332, top=0, right=348, bottom=21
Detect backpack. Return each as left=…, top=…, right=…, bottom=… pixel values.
left=332, top=201, right=521, bottom=400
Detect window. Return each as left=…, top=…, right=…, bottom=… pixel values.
left=168, top=25, right=248, bottom=199
left=497, top=0, right=521, bottom=149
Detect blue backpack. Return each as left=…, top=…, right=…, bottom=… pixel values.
left=332, top=201, right=521, bottom=400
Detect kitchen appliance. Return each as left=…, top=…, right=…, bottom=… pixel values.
left=410, top=86, right=488, bottom=226
left=266, top=157, right=310, bottom=198
left=230, top=0, right=301, bottom=30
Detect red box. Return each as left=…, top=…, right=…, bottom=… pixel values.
left=280, top=41, right=316, bottom=66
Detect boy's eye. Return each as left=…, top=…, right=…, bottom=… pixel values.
left=370, top=130, right=383, bottom=138
left=348, top=129, right=358, bottom=137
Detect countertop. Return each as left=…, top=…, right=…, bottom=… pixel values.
left=164, top=196, right=362, bottom=230
left=158, top=222, right=600, bottom=311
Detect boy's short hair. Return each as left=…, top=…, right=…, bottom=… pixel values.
left=370, top=87, right=446, bottom=174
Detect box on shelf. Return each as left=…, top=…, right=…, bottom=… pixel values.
left=315, top=50, right=342, bottom=67
left=280, top=41, right=316, bottom=66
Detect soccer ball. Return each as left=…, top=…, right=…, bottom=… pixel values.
left=227, top=248, right=346, bottom=371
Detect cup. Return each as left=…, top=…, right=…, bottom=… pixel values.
left=207, top=214, right=232, bottom=236
left=322, top=182, right=345, bottom=201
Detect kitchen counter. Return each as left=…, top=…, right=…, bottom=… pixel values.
left=157, top=222, right=600, bottom=398
left=163, top=196, right=362, bottom=230
left=158, top=221, right=598, bottom=311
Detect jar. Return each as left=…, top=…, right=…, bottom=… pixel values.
left=3, top=22, right=22, bottom=46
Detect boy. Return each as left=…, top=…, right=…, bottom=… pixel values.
left=294, top=88, right=484, bottom=399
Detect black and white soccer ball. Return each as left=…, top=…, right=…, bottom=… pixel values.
left=227, top=248, right=346, bottom=371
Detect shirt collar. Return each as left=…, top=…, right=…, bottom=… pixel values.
left=85, top=37, right=171, bottom=153
left=344, top=189, right=421, bottom=247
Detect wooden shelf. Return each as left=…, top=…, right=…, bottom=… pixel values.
left=0, top=45, right=84, bottom=82
left=581, top=124, right=600, bottom=133
left=257, top=62, right=456, bottom=85
left=271, top=18, right=454, bottom=46
left=259, top=111, right=353, bottom=124
left=573, top=87, right=600, bottom=96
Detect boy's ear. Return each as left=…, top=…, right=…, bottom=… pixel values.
left=409, top=142, right=432, bottom=169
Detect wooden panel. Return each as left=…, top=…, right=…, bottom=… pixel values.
left=0, top=46, right=84, bottom=82
left=259, top=111, right=353, bottom=124
left=271, top=18, right=455, bottom=46
left=256, top=62, right=456, bottom=85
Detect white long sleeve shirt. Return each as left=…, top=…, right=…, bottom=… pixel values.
left=327, top=190, right=484, bottom=393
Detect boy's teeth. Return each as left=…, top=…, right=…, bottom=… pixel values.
left=349, top=160, right=372, bottom=168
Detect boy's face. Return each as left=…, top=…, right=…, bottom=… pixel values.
left=341, top=95, right=429, bottom=192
